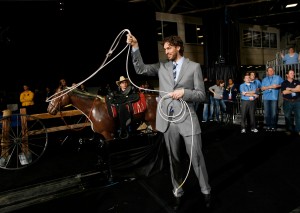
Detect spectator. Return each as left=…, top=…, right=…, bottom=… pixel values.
left=41, top=86, right=54, bottom=112
left=239, top=73, right=259, bottom=133
left=58, top=78, right=68, bottom=90
left=80, top=84, right=88, bottom=92
left=261, top=67, right=284, bottom=131
left=97, top=84, right=111, bottom=96
left=223, top=78, right=239, bottom=118
left=249, top=71, right=262, bottom=94
left=144, top=81, right=154, bottom=93
left=45, top=86, right=53, bottom=100
left=208, top=80, right=215, bottom=122
left=105, top=84, right=112, bottom=95
left=33, top=87, right=44, bottom=113
left=209, top=79, right=226, bottom=122
left=20, top=84, right=35, bottom=114
left=223, top=78, right=239, bottom=100
left=249, top=71, right=263, bottom=117
left=281, top=69, right=300, bottom=136
left=280, top=47, right=300, bottom=65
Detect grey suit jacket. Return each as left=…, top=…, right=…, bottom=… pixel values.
left=131, top=49, right=206, bottom=136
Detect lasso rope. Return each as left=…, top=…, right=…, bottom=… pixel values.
left=46, top=29, right=195, bottom=195
left=46, top=29, right=132, bottom=102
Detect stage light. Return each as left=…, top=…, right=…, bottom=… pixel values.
left=286, top=3, right=298, bottom=8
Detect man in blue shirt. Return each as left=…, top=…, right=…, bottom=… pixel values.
left=249, top=71, right=263, bottom=116
left=261, top=67, right=284, bottom=131
left=239, top=73, right=259, bottom=133
left=249, top=71, right=262, bottom=94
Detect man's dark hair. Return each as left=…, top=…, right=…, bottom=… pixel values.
left=161, top=35, right=184, bottom=55
left=286, top=69, right=294, bottom=75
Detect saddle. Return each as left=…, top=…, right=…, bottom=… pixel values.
left=106, top=92, right=147, bottom=118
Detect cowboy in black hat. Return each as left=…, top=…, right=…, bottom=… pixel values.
left=114, top=76, right=138, bottom=139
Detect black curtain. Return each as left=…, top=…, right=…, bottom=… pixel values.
left=108, top=133, right=167, bottom=178
left=0, top=1, right=158, bottom=92
left=202, top=7, right=241, bottom=83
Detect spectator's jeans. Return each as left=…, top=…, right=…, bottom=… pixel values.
left=214, top=99, right=226, bottom=122
left=283, top=100, right=300, bottom=132
left=263, top=100, right=278, bottom=128
left=202, top=103, right=209, bottom=121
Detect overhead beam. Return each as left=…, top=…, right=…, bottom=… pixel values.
left=238, top=10, right=300, bottom=21
left=177, top=0, right=272, bottom=15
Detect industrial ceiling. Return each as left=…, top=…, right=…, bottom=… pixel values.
left=1, top=0, right=300, bottom=28
left=131, top=0, right=300, bottom=27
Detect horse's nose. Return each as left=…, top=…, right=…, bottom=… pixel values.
left=47, top=106, right=57, bottom=115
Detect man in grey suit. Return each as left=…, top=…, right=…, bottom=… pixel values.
left=126, top=34, right=211, bottom=210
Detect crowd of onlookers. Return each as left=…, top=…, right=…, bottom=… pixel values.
left=198, top=75, right=241, bottom=124
left=198, top=66, right=300, bottom=136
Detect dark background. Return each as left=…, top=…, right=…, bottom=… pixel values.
left=0, top=1, right=158, bottom=96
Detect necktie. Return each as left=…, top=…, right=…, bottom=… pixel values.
left=173, top=62, right=177, bottom=80
left=170, top=62, right=178, bottom=115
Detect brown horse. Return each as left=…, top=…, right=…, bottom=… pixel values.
left=47, top=88, right=157, bottom=141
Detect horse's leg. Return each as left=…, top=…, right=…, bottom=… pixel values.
left=97, top=131, right=115, bottom=182
left=144, top=111, right=156, bottom=132
left=148, top=121, right=156, bottom=131
left=100, top=131, right=114, bottom=141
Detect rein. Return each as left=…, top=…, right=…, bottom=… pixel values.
left=57, top=92, right=90, bottom=131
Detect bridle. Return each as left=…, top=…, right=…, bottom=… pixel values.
left=48, top=92, right=65, bottom=115
left=54, top=91, right=93, bottom=131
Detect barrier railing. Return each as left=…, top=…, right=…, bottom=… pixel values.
left=266, top=60, right=300, bottom=80
left=21, top=108, right=91, bottom=133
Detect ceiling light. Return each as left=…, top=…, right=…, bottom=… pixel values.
left=286, top=3, right=298, bottom=8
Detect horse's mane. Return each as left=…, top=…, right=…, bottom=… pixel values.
left=71, top=88, right=105, bottom=101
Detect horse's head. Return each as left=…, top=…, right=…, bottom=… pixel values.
left=47, top=88, right=71, bottom=115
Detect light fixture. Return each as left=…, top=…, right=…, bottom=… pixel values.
left=286, top=3, right=298, bottom=8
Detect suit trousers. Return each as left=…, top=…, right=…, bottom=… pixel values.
left=164, top=122, right=211, bottom=197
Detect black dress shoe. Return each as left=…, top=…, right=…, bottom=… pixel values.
left=173, top=196, right=182, bottom=211
left=203, top=193, right=211, bottom=208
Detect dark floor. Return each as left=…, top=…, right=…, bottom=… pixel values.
left=0, top=121, right=300, bottom=213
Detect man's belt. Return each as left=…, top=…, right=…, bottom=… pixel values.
left=283, top=98, right=300, bottom=102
